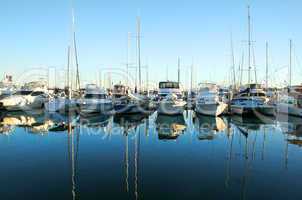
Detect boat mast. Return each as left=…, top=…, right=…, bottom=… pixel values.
left=289, top=39, right=292, bottom=87
left=136, top=16, right=142, bottom=93
left=71, top=0, right=80, bottom=94
left=190, top=59, right=193, bottom=95
left=67, top=46, right=71, bottom=100
left=247, top=5, right=251, bottom=85
left=230, top=33, right=236, bottom=89
left=266, top=42, right=269, bottom=89
left=177, top=57, right=180, bottom=84
left=126, top=32, right=131, bottom=86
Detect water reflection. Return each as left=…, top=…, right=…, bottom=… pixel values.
left=0, top=110, right=302, bottom=199
left=155, top=114, right=186, bottom=140
left=193, top=114, right=226, bottom=140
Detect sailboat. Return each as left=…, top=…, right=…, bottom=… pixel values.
left=276, top=40, right=302, bottom=117
left=230, top=6, right=275, bottom=117
left=112, top=17, right=149, bottom=115
left=46, top=4, right=81, bottom=114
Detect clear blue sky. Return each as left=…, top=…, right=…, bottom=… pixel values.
left=0, top=0, right=301, bottom=88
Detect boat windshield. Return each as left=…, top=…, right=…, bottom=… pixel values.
left=159, top=82, right=179, bottom=89
left=84, top=94, right=106, bottom=99
left=14, top=91, right=32, bottom=95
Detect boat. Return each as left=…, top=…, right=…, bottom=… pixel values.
left=276, top=86, right=302, bottom=117
left=195, top=83, right=227, bottom=116
left=0, top=74, right=16, bottom=99
left=79, top=84, right=113, bottom=115
left=231, top=84, right=275, bottom=116
left=46, top=4, right=82, bottom=115
left=276, top=40, right=302, bottom=117
left=230, top=7, right=275, bottom=117
left=157, top=81, right=186, bottom=115
left=0, top=87, right=48, bottom=111
left=112, top=84, right=149, bottom=114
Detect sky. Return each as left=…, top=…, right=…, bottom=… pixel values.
left=0, top=0, right=301, bottom=88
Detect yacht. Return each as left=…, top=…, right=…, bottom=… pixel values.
left=79, top=84, right=113, bottom=115
left=230, top=84, right=275, bottom=116
left=157, top=81, right=186, bottom=115
left=195, top=83, right=227, bottom=116
left=0, top=74, right=15, bottom=99
left=0, top=87, right=48, bottom=111
left=276, top=85, right=302, bottom=117
left=112, top=84, right=149, bottom=114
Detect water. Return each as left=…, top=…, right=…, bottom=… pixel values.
left=0, top=110, right=302, bottom=200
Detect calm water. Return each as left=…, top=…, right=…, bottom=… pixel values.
left=0, top=110, right=302, bottom=200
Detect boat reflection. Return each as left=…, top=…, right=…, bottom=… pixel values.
left=0, top=111, right=80, bottom=134
left=231, top=115, right=275, bottom=137
left=114, top=113, right=150, bottom=134
left=0, top=125, right=14, bottom=135
left=277, top=114, right=302, bottom=148
left=0, top=110, right=45, bottom=127
left=79, top=114, right=112, bottom=128
left=193, top=114, right=226, bottom=140
left=155, top=114, right=186, bottom=140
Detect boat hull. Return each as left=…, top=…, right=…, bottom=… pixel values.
left=80, top=102, right=113, bottom=115
left=114, top=102, right=148, bottom=114
left=157, top=101, right=185, bottom=115
left=195, top=102, right=227, bottom=116
left=231, top=105, right=276, bottom=116
left=276, top=103, right=302, bottom=117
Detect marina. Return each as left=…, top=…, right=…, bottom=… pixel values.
left=0, top=0, right=302, bottom=199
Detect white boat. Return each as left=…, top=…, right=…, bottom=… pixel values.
left=276, top=86, right=302, bottom=117
left=79, top=84, right=113, bottom=115
left=0, top=87, right=48, bottom=111
left=231, top=84, right=276, bottom=116
left=157, top=81, right=186, bottom=115
left=112, top=84, right=149, bottom=114
left=195, top=83, right=227, bottom=116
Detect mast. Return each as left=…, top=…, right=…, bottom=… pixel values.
left=230, top=33, right=236, bottom=89
left=289, top=39, right=292, bottom=87
left=146, top=62, right=149, bottom=95
left=74, top=31, right=80, bottom=92
left=71, top=0, right=80, bottom=94
left=190, top=60, right=193, bottom=95
left=126, top=32, right=131, bottom=86
left=136, top=16, right=141, bottom=92
left=67, top=46, right=71, bottom=100
left=177, top=57, right=180, bottom=84
left=266, top=42, right=269, bottom=89
left=247, top=5, right=251, bottom=85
